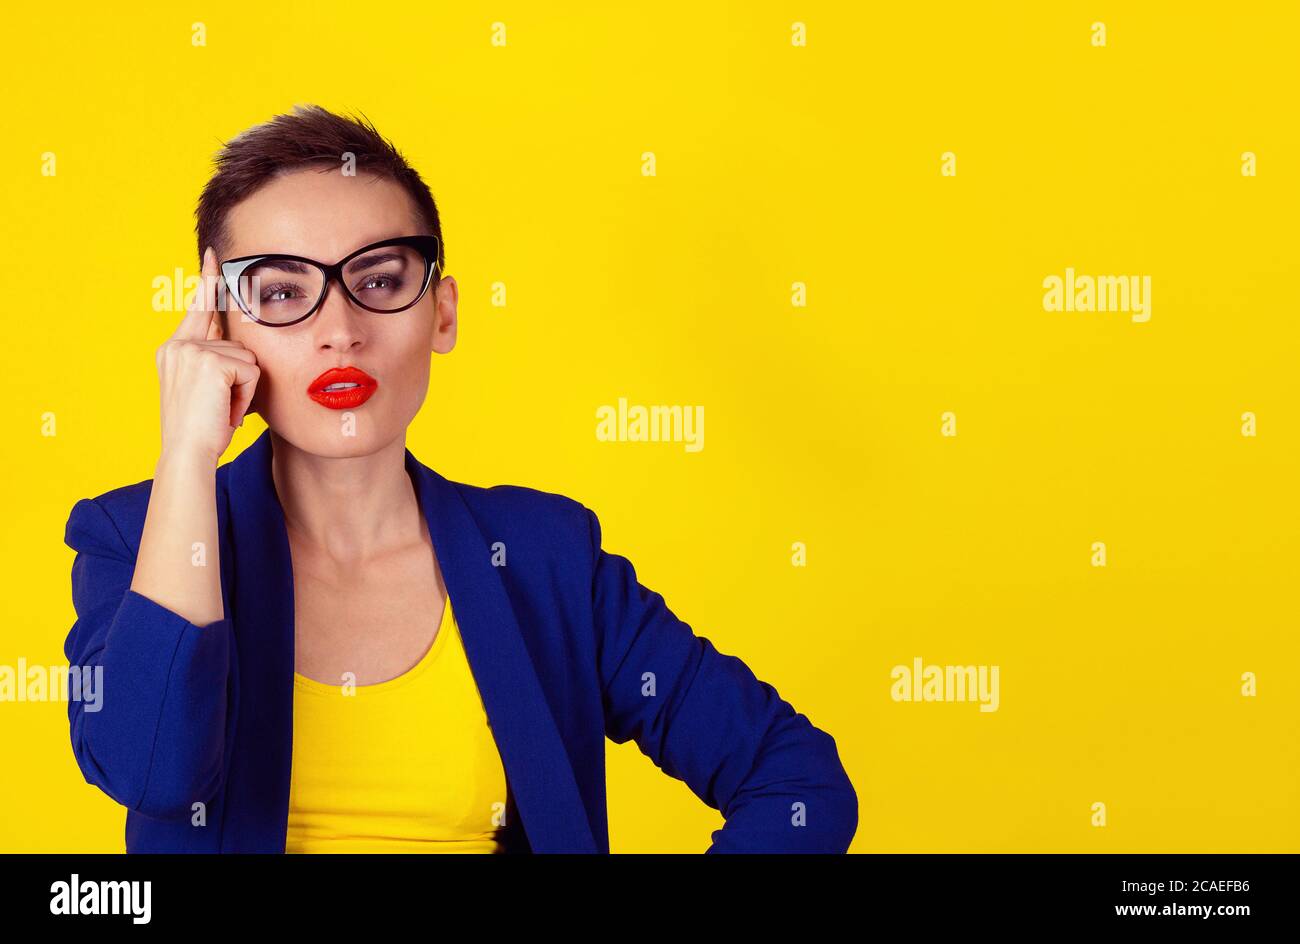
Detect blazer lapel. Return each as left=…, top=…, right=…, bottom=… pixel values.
left=218, top=428, right=596, bottom=853
left=406, top=450, right=598, bottom=853
left=220, top=429, right=295, bottom=851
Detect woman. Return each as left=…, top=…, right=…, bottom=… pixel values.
left=62, top=104, right=857, bottom=853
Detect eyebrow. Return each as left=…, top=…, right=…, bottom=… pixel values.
left=255, top=259, right=314, bottom=275
left=344, top=251, right=410, bottom=274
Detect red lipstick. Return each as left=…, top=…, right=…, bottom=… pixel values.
left=307, top=366, right=378, bottom=410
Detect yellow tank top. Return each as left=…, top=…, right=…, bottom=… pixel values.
left=285, top=595, right=509, bottom=853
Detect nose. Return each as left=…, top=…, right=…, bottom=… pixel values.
left=312, top=279, right=367, bottom=352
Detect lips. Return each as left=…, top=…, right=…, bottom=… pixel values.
left=307, top=366, right=378, bottom=410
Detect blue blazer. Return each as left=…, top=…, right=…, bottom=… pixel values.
left=63, top=428, right=857, bottom=853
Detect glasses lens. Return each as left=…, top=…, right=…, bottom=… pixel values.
left=344, top=244, right=430, bottom=311
left=233, top=260, right=323, bottom=325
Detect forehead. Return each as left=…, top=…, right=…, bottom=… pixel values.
left=222, top=167, right=423, bottom=261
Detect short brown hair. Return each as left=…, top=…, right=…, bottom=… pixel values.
left=194, top=104, right=445, bottom=273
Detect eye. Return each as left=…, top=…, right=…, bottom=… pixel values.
left=356, top=273, right=403, bottom=293
left=260, top=282, right=304, bottom=304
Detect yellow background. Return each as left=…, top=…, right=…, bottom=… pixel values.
left=1, top=2, right=1296, bottom=852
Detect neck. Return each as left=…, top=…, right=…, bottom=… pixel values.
left=268, top=429, right=424, bottom=562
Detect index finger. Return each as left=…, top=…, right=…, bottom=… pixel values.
left=171, top=247, right=219, bottom=342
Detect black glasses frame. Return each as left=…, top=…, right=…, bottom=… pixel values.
left=219, top=234, right=442, bottom=327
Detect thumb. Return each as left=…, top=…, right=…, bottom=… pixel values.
left=230, top=379, right=256, bottom=429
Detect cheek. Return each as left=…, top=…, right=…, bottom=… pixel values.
left=237, top=342, right=292, bottom=408
left=371, top=333, right=433, bottom=413
left=396, top=328, right=435, bottom=382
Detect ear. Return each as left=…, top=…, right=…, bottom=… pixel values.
left=431, top=275, right=458, bottom=355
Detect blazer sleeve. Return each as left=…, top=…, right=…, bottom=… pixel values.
left=585, top=506, right=858, bottom=853
left=63, top=496, right=232, bottom=823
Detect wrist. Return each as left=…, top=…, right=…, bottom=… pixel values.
left=156, top=445, right=219, bottom=479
